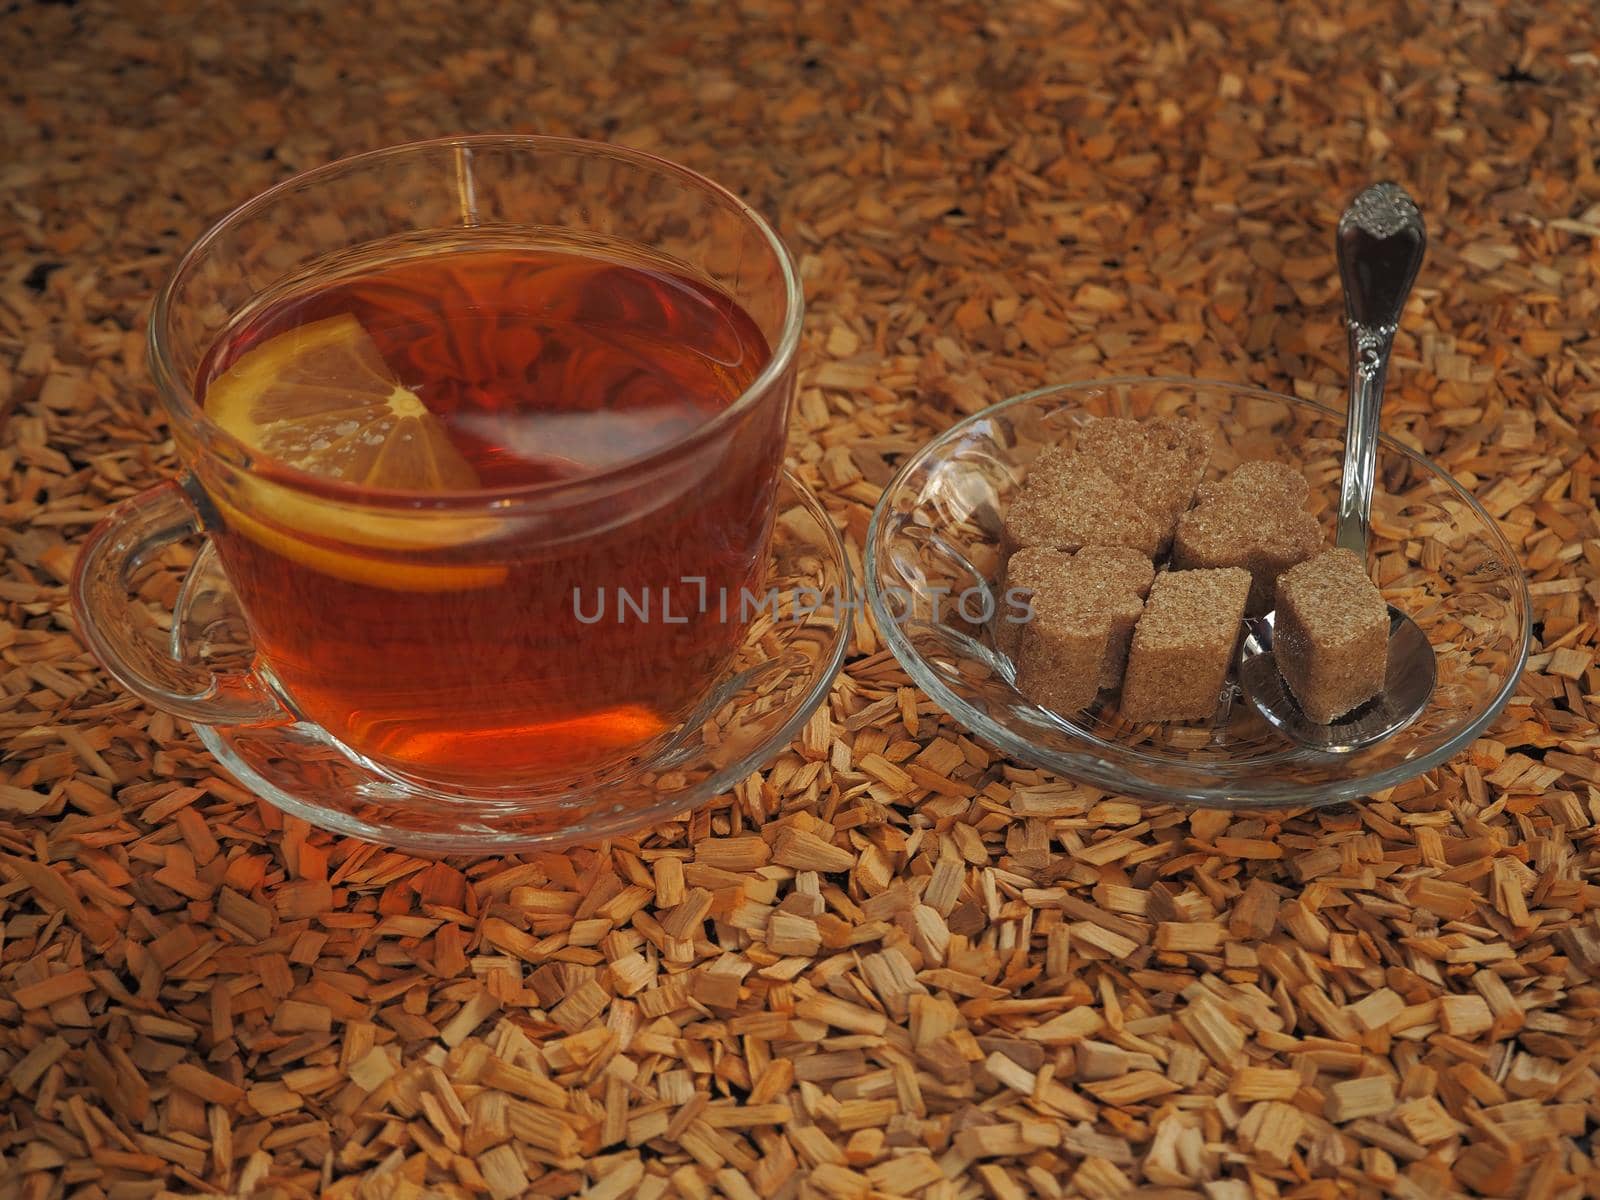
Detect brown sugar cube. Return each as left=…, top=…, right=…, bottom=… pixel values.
left=1072, top=546, right=1158, bottom=599
left=1003, top=446, right=1166, bottom=559
left=1273, top=549, right=1390, bottom=723
left=1014, top=605, right=1123, bottom=715
left=1173, top=460, right=1323, bottom=613
left=1013, top=557, right=1151, bottom=714
left=997, top=545, right=1154, bottom=666
left=996, top=547, right=1069, bottom=659
left=1076, top=415, right=1213, bottom=543
left=1120, top=567, right=1251, bottom=722
left=1072, top=546, right=1156, bottom=685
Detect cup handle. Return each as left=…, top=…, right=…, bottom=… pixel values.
left=71, top=479, right=286, bottom=726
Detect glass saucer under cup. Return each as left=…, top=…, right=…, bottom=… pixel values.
left=175, top=471, right=851, bottom=852
left=865, top=378, right=1531, bottom=809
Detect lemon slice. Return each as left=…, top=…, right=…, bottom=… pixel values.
left=203, top=314, right=507, bottom=592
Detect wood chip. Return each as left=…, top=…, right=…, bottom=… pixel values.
left=1326, top=1075, right=1398, bottom=1123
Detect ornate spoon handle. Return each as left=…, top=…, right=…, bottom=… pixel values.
left=1334, top=182, right=1426, bottom=557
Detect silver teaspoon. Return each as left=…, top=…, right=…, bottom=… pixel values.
left=1237, top=182, right=1437, bottom=752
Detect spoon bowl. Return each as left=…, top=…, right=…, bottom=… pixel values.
left=1237, top=606, right=1437, bottom=753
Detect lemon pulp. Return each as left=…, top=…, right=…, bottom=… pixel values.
left=201, top=314, right=506, bottom=592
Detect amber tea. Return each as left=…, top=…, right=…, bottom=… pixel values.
left=194, top=238, right=779, bottom=781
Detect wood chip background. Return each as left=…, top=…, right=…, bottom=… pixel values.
left=3, top=1, right=1599, bottom=1197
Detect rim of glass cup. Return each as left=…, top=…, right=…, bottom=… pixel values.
left=148, top=133, right=804, bottom=510
left=865, top=377, right=1534, bottom=807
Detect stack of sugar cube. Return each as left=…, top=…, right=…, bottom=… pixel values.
left=999, top=414, right=1390, bottom=725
